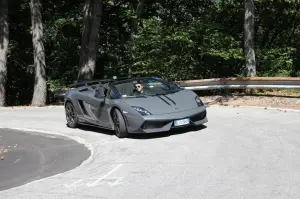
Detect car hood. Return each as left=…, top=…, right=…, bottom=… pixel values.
left=123, top=90, right=199, bottom=115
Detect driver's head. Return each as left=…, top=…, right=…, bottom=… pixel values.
left=134, top=83, right=144, bottom=93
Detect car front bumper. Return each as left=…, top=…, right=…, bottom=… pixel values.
left=125, top=106, right=207, bottom=134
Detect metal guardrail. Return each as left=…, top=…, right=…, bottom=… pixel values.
left=176, top=77, right=300, bottom=90
left=52, top=77, right=300, bottom=104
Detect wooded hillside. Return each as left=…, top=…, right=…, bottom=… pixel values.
left=1, top=0, right=299, bottom=106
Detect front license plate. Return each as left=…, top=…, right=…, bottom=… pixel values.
left=174, top=118, right=190, bottom=126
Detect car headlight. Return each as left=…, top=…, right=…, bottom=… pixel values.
left=131, top=106, right=152, bottom=116
left=195, top=96, right=204, bottom=106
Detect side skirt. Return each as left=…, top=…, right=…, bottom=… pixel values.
left=77, top=120, right=114, bottom=131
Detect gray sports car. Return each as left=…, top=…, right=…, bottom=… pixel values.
left=64, top=77, right=207, bottom=138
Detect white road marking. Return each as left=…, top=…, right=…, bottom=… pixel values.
left=64, top=164, right=124, bottom=188
left=86, top=164, right=123, bottom=187
left=90, top=139, right=124, bottom=145
left=64, top=179, right=84, bottom=188
left=108, top=177, right=125, bottom=187
left=64, top=176, right=125, bottom=188
left=14, top=158, right=21, bottom=163
left=64, top=173, right=102, bottom=188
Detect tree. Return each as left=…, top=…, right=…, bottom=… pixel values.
left=30, top=0, right=47, bottom=106
left=0, top=0, right=8, bottom=106
left=128, top=0, right=146, bottom=77
left=78, top=0, right=103, bottom=81
left=244, top=0, right=256, bottom=77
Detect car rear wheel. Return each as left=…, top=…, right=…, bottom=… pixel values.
left=112, top=109, right=128, bottom=138
left=65, top=102, right=78, bottom=128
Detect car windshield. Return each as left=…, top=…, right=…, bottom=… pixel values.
left=112, top=78, right=181, bottom=98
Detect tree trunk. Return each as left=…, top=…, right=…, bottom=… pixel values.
left=0, top=0, right=8, bottom=107
left=30, top=0, right=47, bottom=106
left=128, top=0, right=146, bottom=77
left=78, top=0, right=103, bottom=81
left=244, top=0, right=256, bottom=77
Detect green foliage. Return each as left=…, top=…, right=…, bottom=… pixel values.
left=5, top=0, right=300, bottom=105
left=257, top=47, right=296, bottom=77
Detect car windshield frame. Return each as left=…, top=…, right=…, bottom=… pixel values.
left=109, top=77, right=182, bottom=99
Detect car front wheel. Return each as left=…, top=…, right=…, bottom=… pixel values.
left=112, top=109, right=128, bottom=138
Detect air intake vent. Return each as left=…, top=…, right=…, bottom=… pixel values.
left=78, top=100, right=90, bottom=116
left=190, top=110, right=206, bottom=122
left=141, top=121, right=171, bottom=129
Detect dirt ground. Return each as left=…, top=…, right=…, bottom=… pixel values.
left=201, top=92, right=300, bottom=110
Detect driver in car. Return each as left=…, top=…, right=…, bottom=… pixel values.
left=134, top=83, right=144, bottom=93
left=134, top=82, right=148, bottom=95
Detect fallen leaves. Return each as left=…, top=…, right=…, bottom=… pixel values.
left=0, top=147, right=8, bottom=160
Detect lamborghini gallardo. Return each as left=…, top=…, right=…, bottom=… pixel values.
left=64, top=77, right=207, bottom=138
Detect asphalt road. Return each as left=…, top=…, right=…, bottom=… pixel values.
left=0, top=128, right=90, bottom=191
left=0, top=106, right=300, bottom=199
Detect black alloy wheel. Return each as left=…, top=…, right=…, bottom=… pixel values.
left=112, top=109, right=128, bottom=138
left=65, top=102, right=78, bottom=128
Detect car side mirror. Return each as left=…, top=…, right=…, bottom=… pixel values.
left=94, top=87, right=106, bottom=99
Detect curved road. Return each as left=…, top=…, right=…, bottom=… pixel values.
left=0, top=128, right=90, bottom=191
left=0, top=106, right=300, bottom=199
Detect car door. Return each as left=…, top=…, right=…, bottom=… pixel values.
left=86, top=86, right=111, bottom=128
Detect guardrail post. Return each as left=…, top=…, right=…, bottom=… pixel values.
left=223, top=80, right=231, bottom=96
left=245, top=87, right=252, bottom=94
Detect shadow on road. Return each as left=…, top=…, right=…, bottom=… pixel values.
left=0, top=128, right=90, bottom=191
left=76, top=124, right=207, bottom=139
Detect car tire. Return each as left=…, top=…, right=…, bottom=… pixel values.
left=65, top=102, right=79, bottom=128
left=112, top=109, right=128, bottom=138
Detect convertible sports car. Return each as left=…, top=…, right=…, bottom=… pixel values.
left=64, top=77, right=207, bottom=138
